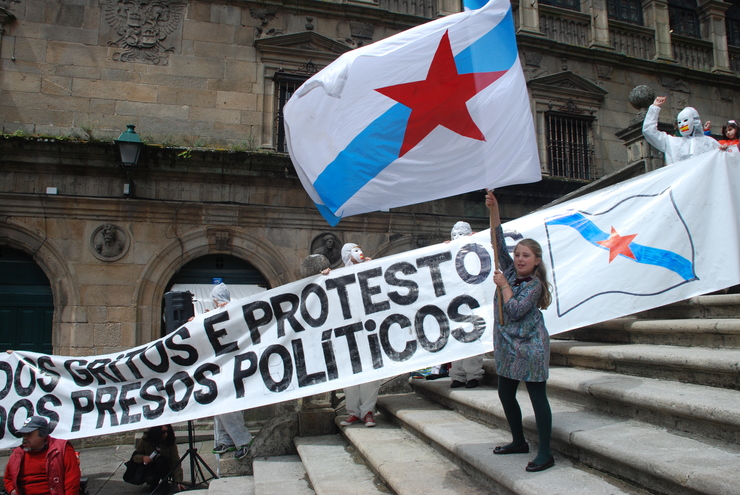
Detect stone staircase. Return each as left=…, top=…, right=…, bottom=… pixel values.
left=203, top=293, right=740, bottom=495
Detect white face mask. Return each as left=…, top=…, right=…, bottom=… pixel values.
left=451, top=222, right=472, bottom=240
left=676, top=107, right=701, bottom=137
left=351, top=246, right=365, bottom=263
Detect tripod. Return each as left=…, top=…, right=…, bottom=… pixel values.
left=151, top=420, right=218, bottom=494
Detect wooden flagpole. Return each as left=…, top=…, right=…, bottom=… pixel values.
left=489, top=193, right=504, bottom=323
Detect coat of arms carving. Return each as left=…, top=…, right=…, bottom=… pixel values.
left=102, top=0, right=186, bottom=65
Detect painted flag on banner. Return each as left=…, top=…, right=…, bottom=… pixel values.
left=503, top=149, right=740, bottom=335
left=284, top=0, right=540, bottom=226
left=544, top=188, right=697, bottom=317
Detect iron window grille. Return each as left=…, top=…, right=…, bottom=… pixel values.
left=539, top=0, right=581, bottom=12
left=727, top=1, right=740, bottom=47
left=607, top=0, right=644, bottom=25
left=274, top=74, right=309, bottom=153
left=546, top=112, right=595, bottom=180
left=668, top=0, right=701, bottom=38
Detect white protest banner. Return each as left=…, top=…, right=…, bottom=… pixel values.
left=0, top=238, right=495, bottom=448
left=2, top=150, right=738, bottom=448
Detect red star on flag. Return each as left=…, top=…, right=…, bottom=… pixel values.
left=597, top=227, right=638, bottom=263
left=375, top=30, right=507, bottom=157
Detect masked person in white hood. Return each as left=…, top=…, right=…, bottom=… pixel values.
left=338, top=243, right=381, bottom=427
left=642, top=96, right=719, bottom=165
left=448, top=222, right=485, bottom=389
left=208, top=284, right=254, bottom=459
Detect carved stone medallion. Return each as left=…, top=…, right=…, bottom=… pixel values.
left=91, top=223, right=130, bottom=262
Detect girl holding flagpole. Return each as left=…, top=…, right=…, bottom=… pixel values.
left=486, top=190, right=555, bottom=473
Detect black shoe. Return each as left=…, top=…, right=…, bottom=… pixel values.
left=465, top=379, right=479, bottom=388
left=493, top=443, right=529, bottom=455
left=450, top=380, right=465, bottom=388
left=525, top=456, right=555, bottom=472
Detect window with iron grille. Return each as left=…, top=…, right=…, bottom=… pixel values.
left=727, top=1, right=740, bottom=47
left=607, top=0, right=644, bottom=25
left=274, top=74, right=308, bottom=153
left=546, top=112, right=594, bottom=180
left=539, top=0, right=580, bottom=12
left=668, top=0, right=701, bottom=38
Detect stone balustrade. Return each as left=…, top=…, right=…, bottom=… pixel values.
left=610, top=20, right=656, bottom=59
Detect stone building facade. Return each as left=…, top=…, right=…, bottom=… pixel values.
left=1, top=0, right=739, bottom=356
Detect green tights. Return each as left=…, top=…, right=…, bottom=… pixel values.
left=497, top=375, right=552, bottom=465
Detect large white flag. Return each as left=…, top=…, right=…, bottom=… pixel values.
left=284, top=0, right=540, bottom=226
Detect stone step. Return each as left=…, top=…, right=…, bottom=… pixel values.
left=294, top=435, right=389, bottom=494
left=549, top=340, right=740, bottom=390
left=480, top=360, right=740, bottom=444
left=555, top=317, right=740, bottom=348
left=635, top=293, right=740, bottom=320
left=409, top=380, right=740, bottom=495
left=252, top=455, right=314, bottom=495
left=377, top=393, right=651, bottom=495
left=337, top=413, right=489, bottom=495
left=207, top=476, right=255, bottom=495
left=133, top=422, right=261, bottom=449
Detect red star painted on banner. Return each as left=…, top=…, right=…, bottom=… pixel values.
left=375, top=30, right=506, bottom=157
left=597, top=227, right=638, bottom=263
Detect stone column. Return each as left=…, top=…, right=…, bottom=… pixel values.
left=583, top=0, right=614, bottom=50
left=516, top=0, right=543, bottom=36
left=437, top=0, right=463, bottom=16
left=697, top=0, right=733, bottom=74
left=642, top=0, right=675, bottom=62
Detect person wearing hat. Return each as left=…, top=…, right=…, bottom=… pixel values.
left=338, top=243, right=382, bottom=428
left=3, top=415, right=81, bottom=495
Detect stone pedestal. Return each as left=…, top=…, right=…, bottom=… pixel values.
left=298, top=407, right=337, bottom=437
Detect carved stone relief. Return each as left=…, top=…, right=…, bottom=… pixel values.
left=660, top=76, right=691, bottom=94
left=595, top=64, right=612, bottom=80
left=310, top=233, right=342, bottom=268
left=102, top=0, right=186, bottom=65
left=522, top=50, right=542, bottom=67
left=91, top=223, right=130, bottom=262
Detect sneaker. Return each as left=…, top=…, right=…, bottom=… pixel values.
left=235, top=440, right=252, bottom=460
left=340, top=415, right=361, bottom=426
left=450, top=380, right=465, bottom=388
left=363, top=412, right=376, bottom=427
left=212, top=444, right=236, bottom=454
left=465, top=379, right=479, bottom=389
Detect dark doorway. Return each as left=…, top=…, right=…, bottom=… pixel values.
left=0, top=246, right=54, bottom=353
left=162, top=254, right=270, bottom=337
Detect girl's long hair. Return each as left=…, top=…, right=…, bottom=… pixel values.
left=144, top=424, right=176, bottom=447
left=517, top=239, right=552, bottom=310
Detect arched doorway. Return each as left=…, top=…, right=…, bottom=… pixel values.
left=0, top=246, right=53, bottom=353
left=161, top=254, right=270, bottom=337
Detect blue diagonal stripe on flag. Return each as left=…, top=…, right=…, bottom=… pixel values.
left=311, top=7, right=518, bottom=225
left=544, top=188, right=698, bottom=317
left=545, top=211, right=696, bottom=281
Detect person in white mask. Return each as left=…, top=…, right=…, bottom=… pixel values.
left=642, top=96, right=719, bottom=165
left=448, top=222, right=485, bottom=389
left=338, top=243, right=381, bottom=427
